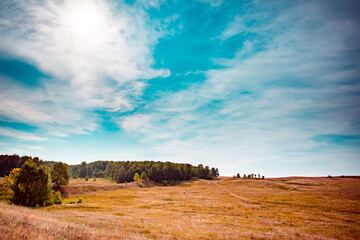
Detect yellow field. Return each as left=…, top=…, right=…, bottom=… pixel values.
left=1, top=177, right=359, bottom=239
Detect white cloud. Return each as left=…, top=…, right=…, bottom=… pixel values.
left=119, top=1, right=360, bottom=175
left=25, top=145, right=44, bottom=150
left=0, top=0, right=169, bottom=136
left=121, top=114, right=151, bottom=133
left=0, top=127, right=48, bottom=142
left=220, top=15, right=246, bottom=40
left=196, top=0, right=224, bottom=7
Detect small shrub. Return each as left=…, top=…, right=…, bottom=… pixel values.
left=77, top=197, right=83, bottom=204
left=341, top=175, right=345, bottom=178
left=85, top=176, right=89, bottom=181
left=274, top=185, right=292, bottom=190
left=69, top=201, right=75, bottom=204
left=52, top=191, right=63, bottom=205
left=93, top=178, right=96, bottom=182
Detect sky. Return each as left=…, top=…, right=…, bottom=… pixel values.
left=0, top=0, right=359, bottom=177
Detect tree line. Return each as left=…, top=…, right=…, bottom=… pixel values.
left=0, top=154, right=60, bottom=177
left=1, top=154, right=219, bottom=185
left=70, top=161, right=219, bottom=184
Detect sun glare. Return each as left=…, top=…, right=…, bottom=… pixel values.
left=63, top=2, right=101, bottom=39
left=72, top=9, right=98, bottom=36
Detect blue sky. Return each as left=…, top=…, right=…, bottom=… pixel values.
left=0, top=0, right=359, bottom=177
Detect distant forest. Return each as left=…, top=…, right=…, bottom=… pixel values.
left=0, top=154, right=219, bottom=184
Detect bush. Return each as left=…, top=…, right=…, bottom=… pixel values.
left=52, top=191, right=63, bottom=205
left=85, top=176, right=89, bottom=181
left=77, top=197, right=83, bottom=204
left=93, top=178, right=96, bottom=181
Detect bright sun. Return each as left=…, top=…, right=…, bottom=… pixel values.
left=72, top=8, right=99, bottom=36
left=62, top=2, right=101, bottom=39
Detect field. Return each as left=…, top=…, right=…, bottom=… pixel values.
left=1, top=176, right=360, bottom=239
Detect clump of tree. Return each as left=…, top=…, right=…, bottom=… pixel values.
left=4, top=159, right=62, bottom=207
left=235, top=173, right=264, bottom=179
left=2, top=157, right=68, bottom=207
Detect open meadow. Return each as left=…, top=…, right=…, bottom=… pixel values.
left=1, top=176, right=359, bottom=239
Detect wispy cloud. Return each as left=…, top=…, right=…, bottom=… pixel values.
left=0, top=0, right=169, bottom=136
left=25, top=145, right=44, bottom=150
left=120, top=0, right=360, bottom=175
left=0, top=0, right=359, bottom=176
left=0, top=127, right=48, bottom=142
left=196, top=0, right=224, bottom=7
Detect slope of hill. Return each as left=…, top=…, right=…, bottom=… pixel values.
left=1, top=176, right=359, bottom=239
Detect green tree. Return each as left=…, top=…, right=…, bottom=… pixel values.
left=140, top=171, right=148, bottom=180
left=51, top=162, right=69, bottom=188
left=133, top=172, right=140, bottom=182
left=2, top=168, right=20, bottom=201
left=79, top=161, right=87, bottom=178
left=10, top=159, right=53, bottom=207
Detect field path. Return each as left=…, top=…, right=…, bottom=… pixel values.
left=212, top=180, right=260, bottom=208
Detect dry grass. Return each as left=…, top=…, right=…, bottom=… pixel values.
left=63, top=178, right=155, bottom=196
left=1, top=176, right=360, bottom=239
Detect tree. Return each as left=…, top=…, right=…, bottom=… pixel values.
left=51, top=162, right=69, bottom=188
left=2, top=168, right=20, bottom=201
left=133, top=172, right=140, bottom=182
left=10, top=159, right=53, bottom=207
left=140, top=171, right=148, bottom=180
left=79, top=161, right=87, bottom=178
left=236, top=173, right=240, bottom=178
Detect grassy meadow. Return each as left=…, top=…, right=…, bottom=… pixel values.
left=1, top=176, right=359, bottom=239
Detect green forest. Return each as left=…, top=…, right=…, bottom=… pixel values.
left=0, top=154, right=219, bottom=184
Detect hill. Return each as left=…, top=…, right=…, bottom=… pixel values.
left=1, top=176, right=359, bottom=239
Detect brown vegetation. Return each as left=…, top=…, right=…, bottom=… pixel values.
left=1, top=176, right=359, bottom=239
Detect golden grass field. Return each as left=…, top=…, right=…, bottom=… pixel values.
left=1, top=176, right=359, bottom=239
